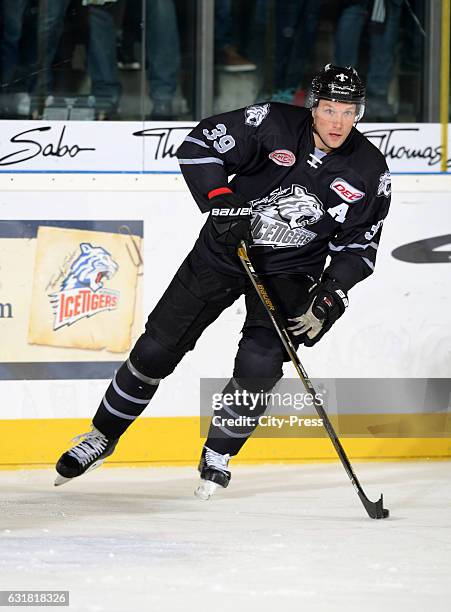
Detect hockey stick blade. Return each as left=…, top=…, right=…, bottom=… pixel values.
left=237, top=241, right=390, bottom=520
left=359, top=492, right=389, bottom=519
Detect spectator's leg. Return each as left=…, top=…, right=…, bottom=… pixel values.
left=146, top=0, right=180, bottom=118
left=1, top=0, right=29, bottom=87
left=274, top=0, right=300, bottom=92
left=36, top=0, right=72, bottom=95
left=286, top=0, right=322, bottom=90
left=366, top=0, right=403, bottom=118
left=118, top=0, right=142, bottom=70
left=214, top=0, right=256, bottom=72
left=214, top=0, right=232, bottom=53
left=334, top=0, right=369, bottom=67
left=88, top=2, right=122, bottom=117
left=367, top=0, right=403, bottom=95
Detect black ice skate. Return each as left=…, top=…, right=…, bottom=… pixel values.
left=54, top=426, right=118, bottom=486
left=194, top=446, right=231, bottom=500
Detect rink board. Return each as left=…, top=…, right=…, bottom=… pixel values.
left=0, top=417, right=449, bottom=468
left=0, top=173, right=450, bottom=465
left=0, top=120, right=449, bottom=174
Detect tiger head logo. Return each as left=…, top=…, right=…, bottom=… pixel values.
left=377, top=171, right=391, bottom=197
left=254, top=185, right=324, bottom=229
left=61, top=243, right=119, bottom=292
left=244, top=103, right=270, bottom=127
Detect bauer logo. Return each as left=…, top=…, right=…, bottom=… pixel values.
left=330, top=178, right=364, bottom=203
left=211, top=207, right=251, bottom=217
left=49, top=243, right=120, bottom=330
left=269, top=149, right=296, bottom=167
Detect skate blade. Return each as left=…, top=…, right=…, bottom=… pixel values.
left=54, top=474, right=72, bottom=487
left=54, top=458, right=105, bottom=487
left=194, top=479, right=219, bottom=500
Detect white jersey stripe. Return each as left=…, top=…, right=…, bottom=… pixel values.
left=361, top=256, right=375, bottom=271
left=328, top=241, right=378, bottom=252
left=179, top=157, right=224, bottom=165
left=184, top=136, right=209, bottom=149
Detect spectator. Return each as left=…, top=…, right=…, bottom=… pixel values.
left=215, top=0, right=257, bottom=72
left=117, top=0, right=141, bottom=71
left=0, top=0, right=37, bottom=117
left=145, top=0, right=181, bottom=119
left=271, top=0, right=322, bottom=104
left=85, top=0, right=124, bottom=118
left=334, top=0, right=403, bottom=120
left=34, top=0, right=123, bottom=119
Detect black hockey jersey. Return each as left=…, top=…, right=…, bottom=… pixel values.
left=177, top=103, right=391, bottom=290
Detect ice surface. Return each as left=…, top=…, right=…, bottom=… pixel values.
left=0, top=462, right=450, bottom=611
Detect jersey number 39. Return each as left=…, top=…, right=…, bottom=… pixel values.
left=202, top=123, right=236, bottom=154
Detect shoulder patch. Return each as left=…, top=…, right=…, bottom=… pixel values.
left=377, top=171, right=391, bottom=197
left=244, top=103, right=270, bottom=127
left=330, top=178, right=365, bottom=203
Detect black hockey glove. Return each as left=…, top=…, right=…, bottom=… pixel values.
left=208, top=192, right=252, bottom=248
left=287, top=279, right=348, bottom=346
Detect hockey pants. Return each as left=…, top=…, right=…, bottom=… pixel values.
left=93, top=246, right=313, bottom=456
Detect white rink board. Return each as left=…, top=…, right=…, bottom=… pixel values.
left=0, top=184, right=450, bottom=419
left=0, top=120, right=449, bottom=174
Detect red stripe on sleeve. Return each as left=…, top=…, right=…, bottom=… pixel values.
left=208, top=187, right=233, bottom=199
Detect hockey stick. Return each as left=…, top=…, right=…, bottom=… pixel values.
left=237, top=241, right=389, bottom=520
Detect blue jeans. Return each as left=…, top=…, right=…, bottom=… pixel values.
left=335, top=0, right=403, bottom=97
left=1, top=0, right=31, bottom=86
left=146, top=0, right=180, bottom=102
left=37, top=0, right=121, bottom=108
left=36, top=0, right=71, bottom=94
left=274, top=0, right=322, bottom=90
left=335, top=1, right=369, bottom=67
left=88, top=5, right=122, bottom=108
left=367, top=0, right=403, bottom=97
left=214, top=0, right=232, bottom=52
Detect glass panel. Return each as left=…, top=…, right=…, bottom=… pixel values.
left=0, top=0, right=436, bottom=123
left=0, top=0, right=196, bottom=121
left=211, top=0, right=428, bottom=122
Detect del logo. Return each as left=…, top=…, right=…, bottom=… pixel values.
left=269, top=149, right=296, bottom=167
left=50, top=243, right=120, bottom=330
left=330, top=178, right=364, bottom=203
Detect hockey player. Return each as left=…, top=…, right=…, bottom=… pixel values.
left=55, top=64, right=391, bottom=499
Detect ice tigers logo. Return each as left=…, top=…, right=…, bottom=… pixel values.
left=255, top=185, right=324, bottom=229
left=244, top=103, right=270, bottom=127
left=51, top=243, right=120, bottom=330
left=61, top=243, right=119, bottom=292
left=251, top=185, right=324, bottom=248
left=377, top=171, right=391, bottom=197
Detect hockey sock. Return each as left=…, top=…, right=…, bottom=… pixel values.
left=204, top=378, right=269, bottom=456
left=93, top=358, right=160, bottom=439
